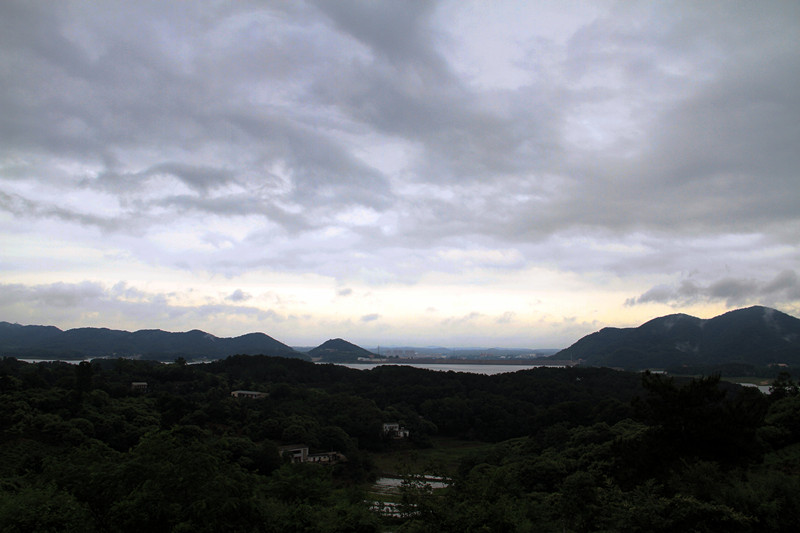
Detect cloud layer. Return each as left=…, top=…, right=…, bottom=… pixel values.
left=2, top=1, right=799, bottom=345
left=627, top=270, right=800, bottom=309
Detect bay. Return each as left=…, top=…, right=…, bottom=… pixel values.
left=335, top=362, right=562, bottom=375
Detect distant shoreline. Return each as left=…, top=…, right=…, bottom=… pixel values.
left=348, top=357, right=578, bottom=366
left=13, top=355, right=580, bottom=367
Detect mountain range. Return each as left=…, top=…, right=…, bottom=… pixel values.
left=553, top=305, right=800, bottom=370
left=0, top=322, right=308, bottom=361
left=3, top=305, right=799, bottom=369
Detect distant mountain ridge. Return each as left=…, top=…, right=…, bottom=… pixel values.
left=554, top=306, right=800, bottom=369
left=0, top=322, right=308, bottom=361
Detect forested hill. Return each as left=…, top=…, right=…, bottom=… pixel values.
left=1, top=354, right=799, bottom=531
left=307, top=338, right=376, bottom=362
left=554, top=305, right=800, bottom=370
left=0, top=322, right=307, bottom=361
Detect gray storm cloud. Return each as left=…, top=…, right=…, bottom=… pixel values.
left=2, top=2, right=798, bottom=259
left=1, top=0, right=799, bottom=343
left=627, top=270, right=800, bottom=309
left=0, top=281, right=280, bottom=328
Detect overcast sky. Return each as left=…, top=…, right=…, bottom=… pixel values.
left=2, top=0, right=799, bottom=348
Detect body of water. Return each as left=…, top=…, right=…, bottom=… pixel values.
left=13, top=358, right=776, bottom=392
left=337, top=362, right=561, bottom=375
left=740, top=383, right=772, bottom=394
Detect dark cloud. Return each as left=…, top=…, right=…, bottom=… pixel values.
left=0, top=281, right=106, bottom=309
left=764, top=270, right=800, bottom=296
left=312, top=0, right=441, bottom=69
left=564, top=5, right=800, bottom=238
left=626, top=270, right=800, bottom=308
left=4, top=0, right=797, bottom=256
left=91, top=163, right=238, bottom=195
left=0, top=191, right=128, bottom=233
left=110, top=282, right=148, bottom=300
left=227, top=289, right=251, bottom=302
left=0, top=0, right=392, bottom=238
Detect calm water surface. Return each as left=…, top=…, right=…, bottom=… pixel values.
left=337, top=362, right=556, bottom=375
left=17, top=358, right=773, bottom=392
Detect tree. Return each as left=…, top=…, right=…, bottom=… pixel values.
left=637, top=373, right=744, bottom=463
left=769, top=371, right=799, bottom=400
left=74, top=361, right=93, bottom=395
left=0, top=484, right=95, bottom=533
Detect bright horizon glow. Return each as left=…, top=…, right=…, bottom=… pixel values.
left=1, top=265, right=738, bottom=349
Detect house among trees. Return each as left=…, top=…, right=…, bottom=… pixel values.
left=278, top=444, right=346, bottom=464
left=307, top=451, right=347, bottom=464
left=382, top=422, right=410, bottom=439
left=230, top=390, right=268, bottom=399
left=278, top=444, right=308, bottom=463
left=130, top=382, right=148, bottom=393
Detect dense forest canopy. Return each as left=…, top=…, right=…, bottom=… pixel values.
left=1, top=354, right=799, bottom=532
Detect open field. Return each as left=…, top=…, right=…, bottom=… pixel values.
left=369, top=437, right=494, bottom=477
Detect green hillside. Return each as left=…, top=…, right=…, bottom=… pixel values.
left=554, top=306, right=800, bottom=370
left=0, top=322, right=307, bottom=361
left=308, top=338, right=376, bottom=362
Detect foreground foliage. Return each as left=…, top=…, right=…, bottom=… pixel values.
left=0, top=356, right=798, bottom=531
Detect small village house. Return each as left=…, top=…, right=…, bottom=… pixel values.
left=382, top=422, right=410, bottom=439
left=278, top=444, right=308, bottom=463
left=278, top=445, right=346, bottom=464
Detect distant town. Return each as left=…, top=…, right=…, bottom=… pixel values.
left=300, top=345, right=563, bottom=364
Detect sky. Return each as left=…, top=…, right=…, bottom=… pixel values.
left=2, top=0, right=799, bottom=349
